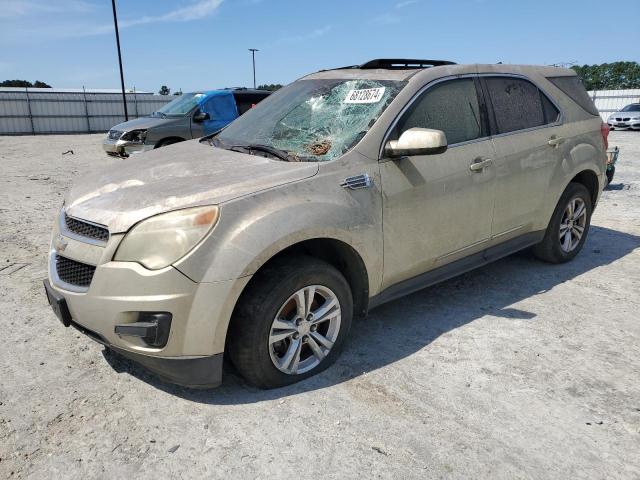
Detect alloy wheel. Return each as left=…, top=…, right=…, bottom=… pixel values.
left=559, top=197, right=587, bottom=253
left=268, top=285, right=341, bottom=375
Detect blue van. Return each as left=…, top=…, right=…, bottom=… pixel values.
left=103, top=88, right=271, bottom=157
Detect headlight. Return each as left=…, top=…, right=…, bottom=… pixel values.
left=121, top=129, right=147, bottom=144
left=114, top=205, right=219, bottom=270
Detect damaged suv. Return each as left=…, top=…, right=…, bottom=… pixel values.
left=45, top=59, right=607, bottom=389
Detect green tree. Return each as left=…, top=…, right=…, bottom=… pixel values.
left=571, top=62, right=640, bottom=90
left=158, top=85, right=171, bottom=95
left=257, top=83, right=283, bottom=91
left=0, top=79, right=51, bottom=88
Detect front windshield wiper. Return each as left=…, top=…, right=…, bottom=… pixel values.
left=152, top=111, right=167, bottom=118
left=230, top=144, right=299, bottom=162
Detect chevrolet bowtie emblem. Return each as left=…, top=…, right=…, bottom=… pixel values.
left=54, top=234, right=68, bottom=252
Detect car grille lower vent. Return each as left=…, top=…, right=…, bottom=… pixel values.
left=64, top=213, right=109, bottom=243
left=56, top=255, right=96, bottom=288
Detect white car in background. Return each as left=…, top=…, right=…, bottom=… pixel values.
left=607, top=103, right=640, bottom=130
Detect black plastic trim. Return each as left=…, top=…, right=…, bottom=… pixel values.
left=110, top=347, right=223, bottom=389
left=369, top=231, right=545, bottom=309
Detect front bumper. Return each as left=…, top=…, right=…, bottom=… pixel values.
left=608, top=120, right=640, bottom=130
left=102, top=137, right=154, bottom=158
left=44, top=278, right=223, bottom=388
left=46, top=218, right=251, bottom=388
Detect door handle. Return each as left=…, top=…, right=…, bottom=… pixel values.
left=548, top=136, right=566, bottom=147
left=469, top=157, right=493, bottom=172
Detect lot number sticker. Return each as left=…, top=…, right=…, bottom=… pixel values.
left=344, top=87, right=386, bottom=104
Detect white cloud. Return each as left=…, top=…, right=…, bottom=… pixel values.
left=395, top=0, right=419, bottom=8
left=368, top=13, right=401, bottom=25
left=1, top=0, right=225, bottom=38
left=275, top=25, right=333, bottom=45
left=0, top=0, right=94, bottom=18
left=118, top=0, right=224, bottom=28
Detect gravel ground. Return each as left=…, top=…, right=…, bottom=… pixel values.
left=0, top=132, right=639, bottom=479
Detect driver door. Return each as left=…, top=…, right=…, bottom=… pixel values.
left=380, top=77, right=497, bottom=289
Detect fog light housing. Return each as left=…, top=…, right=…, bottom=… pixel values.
left=114, top=312, right=172, bottom=348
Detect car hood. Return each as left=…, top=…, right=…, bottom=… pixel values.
left=65, top=140, right=319, bottom=233
left=610, top=111, right=640, bottom=118
left=110, top=116, right=178, bottom=132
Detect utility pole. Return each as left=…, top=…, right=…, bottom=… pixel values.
left=111, top=0, right=128, bottom=121
left=248, top=48, right=259, bottom=89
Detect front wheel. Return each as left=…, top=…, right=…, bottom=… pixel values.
left=227, top=256, right=353, bottom=389
left=155, top=138, right=182, bottom=148
left=533, top=182, right=592, bottom=263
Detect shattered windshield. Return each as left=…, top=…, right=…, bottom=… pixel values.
left=216, top=79, right=405, bottom=161
left=153, top=92, right=206, bottom=117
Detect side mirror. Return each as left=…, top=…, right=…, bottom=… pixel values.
left=193, top=111, right=210, bottom=122
left=384, top=128, right=448, bottom=158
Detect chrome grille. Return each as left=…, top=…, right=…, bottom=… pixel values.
left=108, top=129, right=122, bottom=140
left=55, top=255, right=96, bottom=288
left=64, top=213, right=109, bottom=243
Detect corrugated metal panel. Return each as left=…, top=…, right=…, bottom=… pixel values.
left=0, top=91, right=173, bottom=134
left=589, top=89, right=640, bottom=121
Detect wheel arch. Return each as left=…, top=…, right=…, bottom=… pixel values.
left=569, top=168, right=600, bottom=207
left=155, top=136, right=185, bottom=148
left=235, top=238, right=370, bottom=320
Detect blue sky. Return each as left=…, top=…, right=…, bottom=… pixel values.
left=1, top=0, right=638, bottom=92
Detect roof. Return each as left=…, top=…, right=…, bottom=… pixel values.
left=305, top=61, right=577, bottom=82
left=187, top=88, right=271, bottom=97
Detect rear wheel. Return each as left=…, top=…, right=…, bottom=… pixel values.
left=533, top=182, right=592, bottom=263
left=227, top=256, right=353, bottom=389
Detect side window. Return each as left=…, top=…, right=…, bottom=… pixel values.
left=485, top=77, right=559, bottom=134
left=547, top=76, right=599, bottom=116
left=201, top=95, right=238, bottom=121
left=395, top=78, right=482, bottom=145
left=200, top=97, right=218, bottom=117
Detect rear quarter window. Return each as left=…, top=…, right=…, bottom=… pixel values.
left=547, top=76, right=599, bottom=116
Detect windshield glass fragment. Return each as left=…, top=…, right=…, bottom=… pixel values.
left=216, top=79, right=405, bottom=161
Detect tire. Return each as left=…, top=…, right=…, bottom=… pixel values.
left=155, top=138, right=182, bottom=148
left=533, top=182, right=592, bottom=264
left=605, top=165, right=615, bottom=186
left=227, top=256, right=353, bottom=389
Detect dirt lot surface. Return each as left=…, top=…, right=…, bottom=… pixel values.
left=0, top=132, right=639, bottom=479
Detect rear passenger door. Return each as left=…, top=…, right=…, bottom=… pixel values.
left=481, top=76, right=562, bottom=240
left=380, top=77, right=497, bottom=288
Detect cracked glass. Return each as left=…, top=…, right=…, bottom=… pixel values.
left=216, top=79, right=406, bottom=161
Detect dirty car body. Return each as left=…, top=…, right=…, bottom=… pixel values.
left=46, top=60, right=607, bottom=388
left=102, top=89, right=270, bottom=158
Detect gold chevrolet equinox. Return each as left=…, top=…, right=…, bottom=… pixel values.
left=44, top=59, right=609, bottom=389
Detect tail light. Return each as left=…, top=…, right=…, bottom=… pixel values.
left=601, top=122, right=610, bottom=150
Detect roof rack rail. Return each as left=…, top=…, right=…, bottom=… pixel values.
left=358, top=59, right=456, bottom=69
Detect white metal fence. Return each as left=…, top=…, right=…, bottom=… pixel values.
left=1, top=87, right=639, bottom=135
left=589, top=89, right=640, bottom=121
left=0, top=88, right=172, bottom=135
